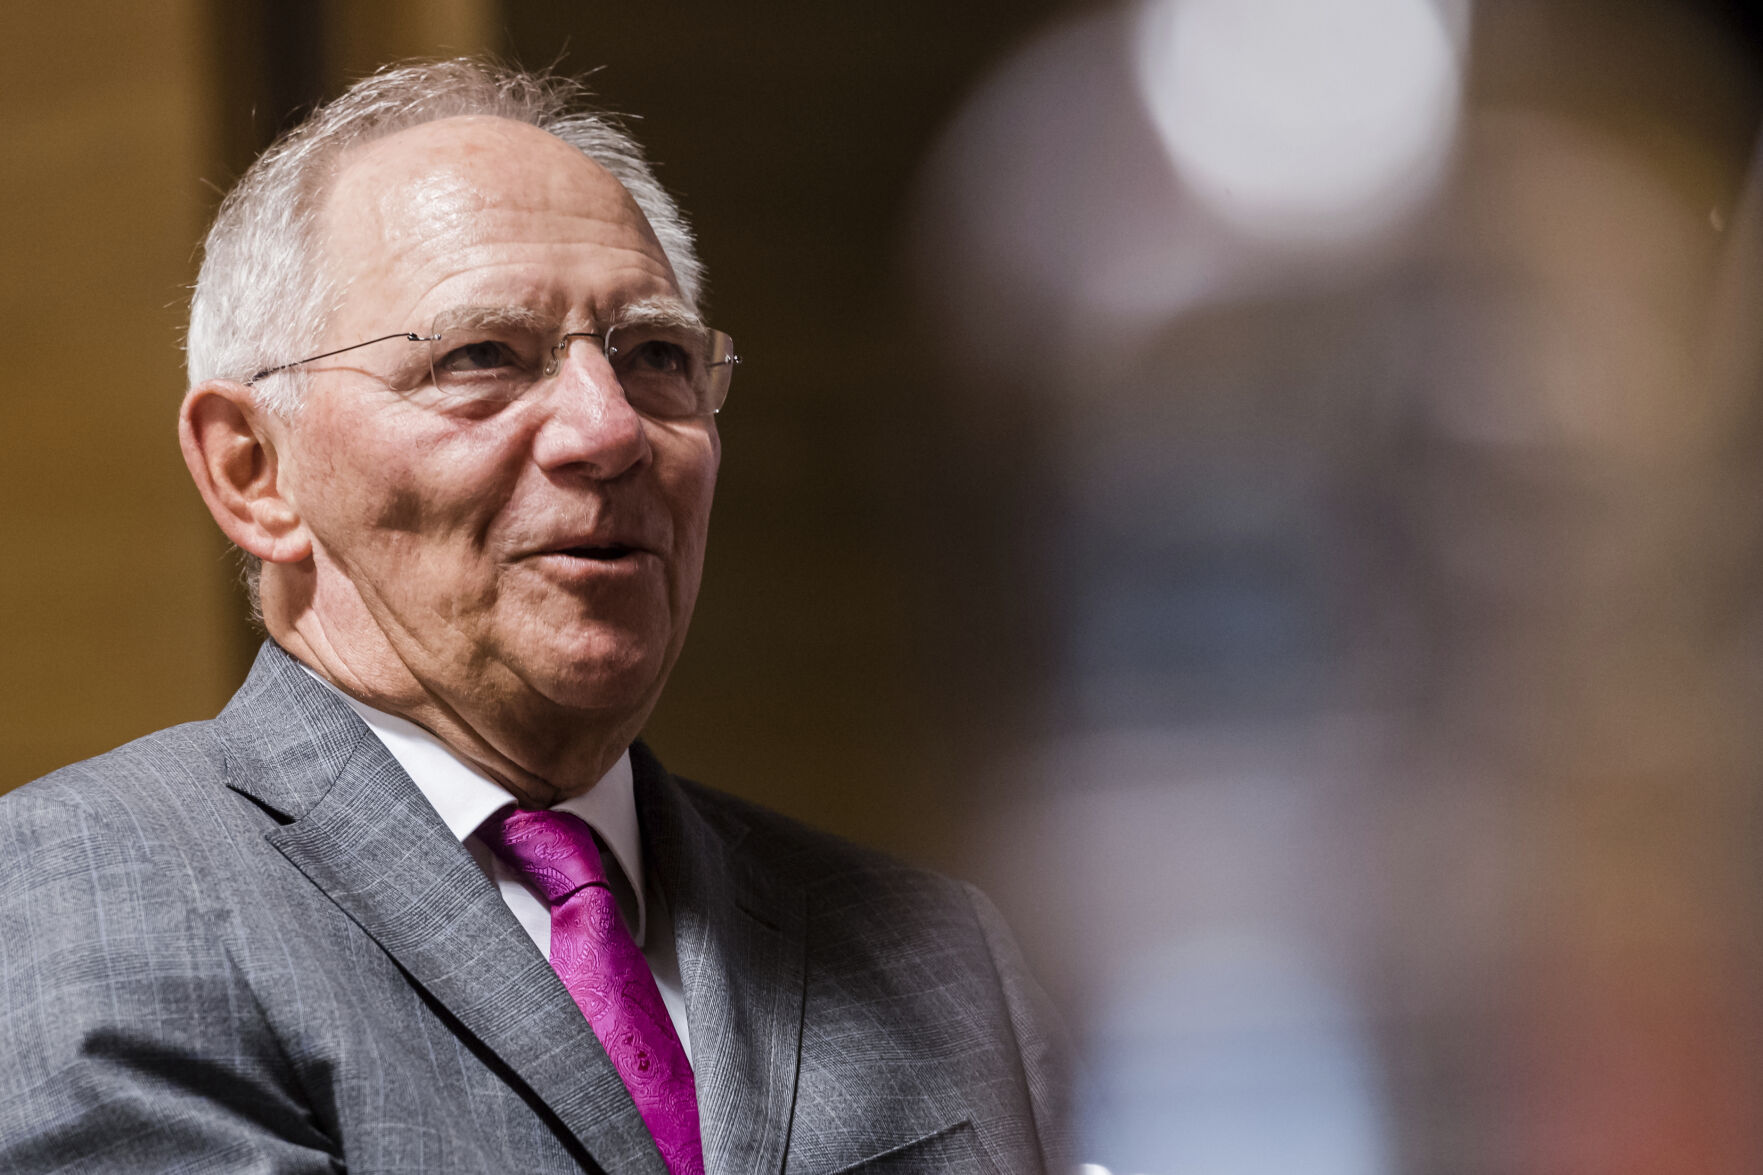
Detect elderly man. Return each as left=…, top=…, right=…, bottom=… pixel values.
left=0, top=61, right=1066, bottom=1173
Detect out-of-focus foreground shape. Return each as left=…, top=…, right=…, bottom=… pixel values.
left=906, top=1, right=1763, bottom=1170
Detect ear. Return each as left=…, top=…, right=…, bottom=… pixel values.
left=178, top=380, right=312, bottom=565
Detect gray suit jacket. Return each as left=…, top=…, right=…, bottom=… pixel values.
left=0, top=644, right=1069, bottom=1173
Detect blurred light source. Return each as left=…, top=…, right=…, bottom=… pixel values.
left=1135, top=0, right=1465, bottom=243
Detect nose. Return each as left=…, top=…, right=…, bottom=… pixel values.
left=529, top=335, right=650, bottom=479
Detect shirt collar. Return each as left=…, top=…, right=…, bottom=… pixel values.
left=301, top=666, right=648, bottom=939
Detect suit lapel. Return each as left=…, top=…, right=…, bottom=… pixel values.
left=634, top=745, right=807, bottom=1175
left=218, top=644, right=668, bottom=1175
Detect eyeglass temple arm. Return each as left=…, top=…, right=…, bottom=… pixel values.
left=247, top=331, right=434, bottom=384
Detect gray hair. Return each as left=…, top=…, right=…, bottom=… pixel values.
left=186, top=57, right=705, bottom=415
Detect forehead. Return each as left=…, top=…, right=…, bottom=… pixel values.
left=319, top=115, right=679, bottom=322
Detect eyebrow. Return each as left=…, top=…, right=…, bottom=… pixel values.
left=606, top=296, right=704, bottom=331
left=428, top=305, right=553, bottom=333
left=427, top=298, right=704, bottom=334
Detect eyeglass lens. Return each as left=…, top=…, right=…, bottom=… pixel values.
left=425, top=321, right=735, bottom=416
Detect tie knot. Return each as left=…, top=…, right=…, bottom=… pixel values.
left=478, top=807, right=608, bottom=905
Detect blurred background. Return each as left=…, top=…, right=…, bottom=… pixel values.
left=8, top=1, right=1763, bottom=1170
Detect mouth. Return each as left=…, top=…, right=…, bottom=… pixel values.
left=554, top=543, right=637, bottom=561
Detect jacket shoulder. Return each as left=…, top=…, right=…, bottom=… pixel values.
left=0, top=719, right=329, bottom=1172
left=649, top=762, right=1078, bottom=1167
left=3, top=718, right=232, bottom=832
left=0, top=718, right=241, bottom=907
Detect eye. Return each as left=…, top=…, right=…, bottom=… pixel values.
left=434, top=337, right=524, bottom=375
left=618, top=337, right=691, bottom=375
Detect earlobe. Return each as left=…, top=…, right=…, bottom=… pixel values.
left=178, top=380, right=312, bottom=564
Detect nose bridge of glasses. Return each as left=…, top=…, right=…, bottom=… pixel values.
left=542, top=330, right=610, bottom=378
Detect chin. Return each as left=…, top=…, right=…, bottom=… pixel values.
left=518, top=637, right=673, bottom=717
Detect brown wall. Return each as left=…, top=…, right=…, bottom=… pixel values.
left=2, top=1, right=235, bottom=785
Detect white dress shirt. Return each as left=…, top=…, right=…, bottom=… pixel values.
left=307, top=673, right=692, bottom=1059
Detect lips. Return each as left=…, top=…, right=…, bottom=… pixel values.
left=524, top=529, right=655, bottom=563
left=557, top=543, right=635, bottom=560
left=518, top=518, right=659, bottom=565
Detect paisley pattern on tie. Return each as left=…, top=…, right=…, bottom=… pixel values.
left=480, top=807, right=705, bottom=1175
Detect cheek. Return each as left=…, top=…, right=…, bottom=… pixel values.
left=667, top=449, right=719, bottom=562
left=375, top=481, right=431, bottom=534
left=306, top=444, right=433, bottom=544
left=290, top=404, right=515, bottom=570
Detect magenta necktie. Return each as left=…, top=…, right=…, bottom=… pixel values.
left=479, top=807, right=704, bottom=1174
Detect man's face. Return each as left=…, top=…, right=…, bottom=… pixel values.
left=280, top=116, right=719, bottom=739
